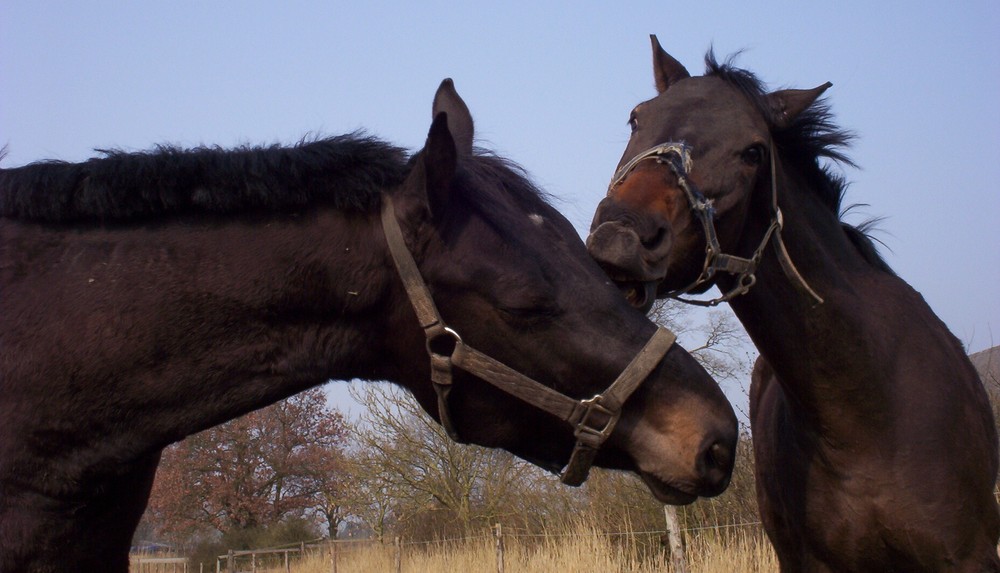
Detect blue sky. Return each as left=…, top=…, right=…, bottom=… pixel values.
left=3, top=2, right=998, bottom=415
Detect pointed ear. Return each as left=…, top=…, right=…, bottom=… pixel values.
left=422, top=111, right=458, bottom=217
left=651, top=35, right=690, bottom=93
left=767, top=82, right=832, bottom=128
left=432, top=78, right=474, bottom=156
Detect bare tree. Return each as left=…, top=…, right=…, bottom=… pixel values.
left=649, top=299, right=752, bottom=383
left=336, top=450, right=400, bottom=541
left=344, top=383, right=552, bottom=539
left=334, top=301, right=760, bottom=543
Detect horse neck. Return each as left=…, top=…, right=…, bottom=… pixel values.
left=202, top=203, right=438, bottom=418
left=720, top=167, right=900, bottom=424
left=141, top=207, right=406, bottom=440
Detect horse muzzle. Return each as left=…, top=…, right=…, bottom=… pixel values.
left=587, top=199, right=673, bottom=310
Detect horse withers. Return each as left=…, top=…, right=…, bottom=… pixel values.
left=0, top=79, right=737, bottom=572
left=587, top=36, right=999, bottom=572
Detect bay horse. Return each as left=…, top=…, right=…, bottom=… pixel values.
left=0, top=79, right=737, bottom=572
left=587, top=37, right=999, bottom=572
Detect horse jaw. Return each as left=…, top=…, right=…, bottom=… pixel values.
left=638, top=471, right=698, bottom=505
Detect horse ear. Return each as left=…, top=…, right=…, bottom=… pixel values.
left=651, top=35, right=690, bottom=93
left=432, top=78, right=474, bottom=156
left=767, top=82, right=832, bottom=128
left=422, top=111, right=458, bottom=216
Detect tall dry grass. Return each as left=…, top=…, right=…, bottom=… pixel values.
left=285, top=523, right=778, bottom=573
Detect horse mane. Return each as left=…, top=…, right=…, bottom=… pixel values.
left=452, top=148, right=554, bottom=239
left=704, top=52, right=894, bottom=274
left=0, top=133, right=409, bottom=224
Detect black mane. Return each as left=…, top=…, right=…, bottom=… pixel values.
left=453, top=148, right=554, bottom=237
left=0, top=134, right=409, bottom=224
left=704, top=52, right=893, bottom=274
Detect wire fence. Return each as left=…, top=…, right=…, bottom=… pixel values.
left=134, top=490, right=1000, bottom=571
left=189, top=517, right=768, bottom=573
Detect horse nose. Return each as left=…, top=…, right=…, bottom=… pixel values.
left=587, top=220, right=643, bottom=270
left=697, top=436, right=735, bottom=495
left=586, top=197, right=672, bottom=282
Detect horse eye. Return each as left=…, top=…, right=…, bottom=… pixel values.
left=499, top=305, right=555, bottom=319
left=497, top=301, right=559, bottom=327
left=628, top=112, right=638, bottom=134
left=741, top=145, right=764, bottom=166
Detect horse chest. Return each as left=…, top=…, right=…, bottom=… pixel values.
left=752, top=379, right=971, bottom=572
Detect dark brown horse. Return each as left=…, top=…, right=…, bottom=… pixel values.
left=587, top=37, right=999, bottom=572
left=0, top=79, right=737, bottom=572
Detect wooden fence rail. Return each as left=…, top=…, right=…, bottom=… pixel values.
left=216, top=540, right=310, bottom=573
left=130, top=556, right=189, bottom=573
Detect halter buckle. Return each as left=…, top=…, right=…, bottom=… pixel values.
left=572, top=395, right=620, bottom=448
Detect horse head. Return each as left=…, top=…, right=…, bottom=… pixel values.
left=587, top=36, right=830, bottom=308
left=384, top=79, right=738, bottom=502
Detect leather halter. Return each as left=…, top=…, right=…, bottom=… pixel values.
left=607, top=142, right=823, bottom=307
left=380, top=195, right=677, bottom=486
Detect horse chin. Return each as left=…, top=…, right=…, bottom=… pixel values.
left=620, top=281, right=658, bottom=313
left=638, top=471, right=698, bottom=506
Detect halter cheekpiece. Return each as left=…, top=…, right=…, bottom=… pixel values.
left=606, top=141, right=823, bottom=307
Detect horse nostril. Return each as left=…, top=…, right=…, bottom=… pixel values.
left=707, top=441, right=732, bottom=472
left=699, top=439, right=734, bottom=492
left=641, top=226, right=668, bottom=251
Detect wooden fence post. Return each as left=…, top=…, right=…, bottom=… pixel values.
left=394, top=536, right=402, bottom=573
left=330, top=540, right=338, bottom=573
left=663, top=505, right=688, bottom=573
left=494, top=523, right=504, bottom=573
left=226, top=550, right=233, bottom=573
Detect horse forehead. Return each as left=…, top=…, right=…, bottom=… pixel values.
left=463, top=208, right=572, bottom=266
left=648, top=77, right=762, bottom=134
left=660, top=76, right=747, bottom=109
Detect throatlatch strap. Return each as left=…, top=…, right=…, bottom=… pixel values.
left=380, top=196, right=442, bottom=332
left=381, top=197, right=461, bottom=439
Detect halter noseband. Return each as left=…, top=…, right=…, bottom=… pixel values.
left=381, top=195, right=676, bottom=486
left=607, top=142, right=823, bottom=307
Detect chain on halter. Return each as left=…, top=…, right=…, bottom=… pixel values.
left=380, top=195, right=677, bottom=486
left=607, top=141, right=823, bottom=307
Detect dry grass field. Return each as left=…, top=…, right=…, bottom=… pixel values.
left=284, top=524, right=778, bottom=573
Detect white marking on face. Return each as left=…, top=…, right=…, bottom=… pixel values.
left=528, top=213, right=545, bottom=227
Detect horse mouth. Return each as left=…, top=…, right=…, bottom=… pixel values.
left=619, top=280, right=658, bottom=313
left=638, top=471, right=698, bottom=505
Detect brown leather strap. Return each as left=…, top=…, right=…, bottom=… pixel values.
left=380, top=196, right=444, bottom=332
left=451, top=344, right=581, bottom=421
left=381, top=197, right=462, bottom=439
left=559, top=326, right=676, bottom=485
left=380, top=195, right=676, bottom=485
